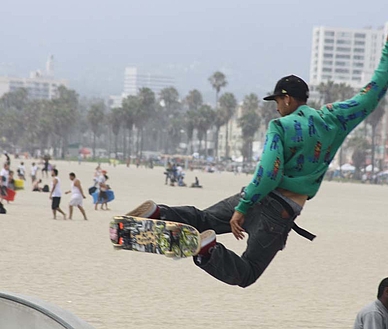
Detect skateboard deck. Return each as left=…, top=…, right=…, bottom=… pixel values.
left=109, top=216, right=200, bottom=258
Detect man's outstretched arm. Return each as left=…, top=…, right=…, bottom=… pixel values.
left=324, top=37, right=388, bottom=133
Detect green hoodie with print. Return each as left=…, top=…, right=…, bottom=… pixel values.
left=236, top=38, right=388, bottom=215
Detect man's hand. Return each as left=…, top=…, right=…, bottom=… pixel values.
left=49, top=195, right=52, bottom=200
left=230, top=211, right=245, bottom=240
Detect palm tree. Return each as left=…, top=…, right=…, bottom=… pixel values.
left=121, top=95, right=138, bottom=158
left=159, top=87, right=180, bottom=114
left=317, top=81, right=338, bottom=103
left=261, top=95, right=279, bottom=127
left=184, top=90, right=203, bottom=155
left=159, top=87, right=181, bottom=153
left=184, top=89, right=203, bottom=111
left=336, top=83, right=355, bottom=101
left=50, top=86, right=79, bottom=158
left=196, top=105, right=216, bottom=157
left=238, top=94, right=261, bottom=162
left=219, top=92, right=237, bottom=159
left=87, top=101, right=105, bottom=160
left=347, top=135, right=370, bottom=180
left=109, top=107, right=122, bottom=158
left=208, top=71, right=228, bottom=107
left=366, top=97, right=386, bottom=173
left=135, top=88, right=156, bottom=157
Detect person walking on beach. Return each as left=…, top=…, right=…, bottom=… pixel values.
left=0, top=163, right=10, bottom=203
left=49, top=169, right=66, bottom=220
left=30, top=162, right=38, bottom=184
left=3, top=152, right=10, bottom=166
left=124, top=36, right=388, bottom=288
left=354, top=277, right=388, bottom=329
left=95, top=170, right=108, bottom=210
left=65, top=172, right=87, bottom=220
left=42, top=155, right=50, bottom=178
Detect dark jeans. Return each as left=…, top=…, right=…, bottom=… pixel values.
left=159, top=191, right=302, bottom=288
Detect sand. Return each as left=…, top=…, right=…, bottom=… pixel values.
left=0, top=158, right=387, bottom=328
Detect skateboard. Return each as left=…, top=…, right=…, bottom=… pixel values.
left=109, top=216, right=201, bottom=258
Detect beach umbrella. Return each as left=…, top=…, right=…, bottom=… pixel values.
left=79, top=148, right=91, bottom=155
left=365, top=164, right=379, bottom=172
left=340, top=163, right=355, bottom=171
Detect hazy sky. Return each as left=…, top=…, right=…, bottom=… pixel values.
left=1, top=0, right=387, bottom=102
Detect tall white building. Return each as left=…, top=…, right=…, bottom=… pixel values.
left=309, top=23, right=388, bottom=89
left=109, top=67, right=175, bottom=109
left=0, top=55, right=68, bottom=100
left=123, top=67, right=175, bottom=96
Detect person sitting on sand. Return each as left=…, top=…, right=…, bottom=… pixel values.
left=32, top=179, right=43, bottom=192
left=190, top=176, right=202, bottom=188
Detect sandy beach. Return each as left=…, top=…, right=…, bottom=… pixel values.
left=0, top=158, right=387, bottom=328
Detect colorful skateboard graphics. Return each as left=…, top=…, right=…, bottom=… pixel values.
left=109, top=216, right=200, bottom=258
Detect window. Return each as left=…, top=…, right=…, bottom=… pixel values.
left=323, top=53, right=333, bottom=58
left=324, top=46, right=334, bottom=51
left=325, top=31, right=335, bottom=36
left=353, top=55, right=364, bottom=60
left=335, top=61, right=347, bottom=66
left=354, top=62, right=364, bottom=67
left=355, top=33, right=366, bottom=38
left=336, top=47, right=351, bottom=52
left=337, top=32, right=351, bottom=37
left=323, top=60, right=333, bottom=65
left=323, top=68, right=332, bottom=72
left=337, top=39, right=351, bottom=44
left=324, top=38, right=334, bottom=43
left=336, top=54, right=351, bottom=59
left=354, top=40, right=365, bottom=46
left=354, top=48, right=365, bottom=53
left=322, top=75, right=332, bottom=79
left=353, top=70, right=362, bottom=75
left=335, top=68, right=349, bottom=73
left=352, top=77, right=361, bottom=81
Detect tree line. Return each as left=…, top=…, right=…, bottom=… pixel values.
left=0, top=75, right=386, bottom=173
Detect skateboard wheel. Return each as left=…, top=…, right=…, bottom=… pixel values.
left=165, top=223, right=178, bottom=231
left=164, top=251, right=176, bottom=258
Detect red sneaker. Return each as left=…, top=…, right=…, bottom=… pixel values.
left=197, top=230, right=216, bottom=257
left=125, top=200, right=160, bottom=219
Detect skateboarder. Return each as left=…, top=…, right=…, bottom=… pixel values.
left=126, top=37, right=388, bottom=288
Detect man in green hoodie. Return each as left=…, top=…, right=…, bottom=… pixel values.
left=123, top=36, right=388, bottom=288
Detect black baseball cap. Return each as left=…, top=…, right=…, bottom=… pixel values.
left=263, top=75, right=309, bottom=101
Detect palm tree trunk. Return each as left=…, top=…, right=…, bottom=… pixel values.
left=225, top=120, right=230, bottom=159
left=205, top=131, right=208, bottom=157
left=93, top=132, right=96, bottom=160
left=140, top=128, right=144, bottom=158
left=136, top=129, right=140, bottom=156
left=214, top=127, right=220, bottom=159
left=371, top=127, right=376, bottom=175
left=114, top=133, right=118, bottom=157
left=128, top=129, right=132, bottom=156
left=123, top=130, right=127, bottom=160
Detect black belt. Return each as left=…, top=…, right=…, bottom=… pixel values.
left=268, top=192, right=316, bottom=241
